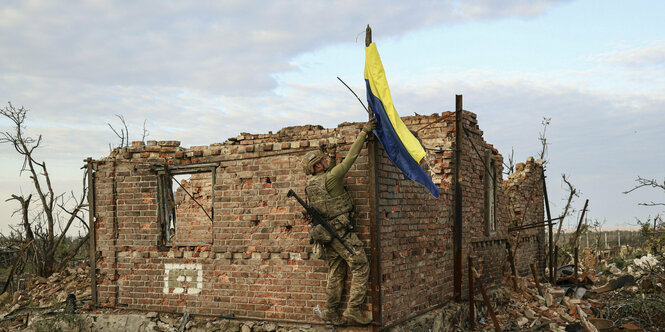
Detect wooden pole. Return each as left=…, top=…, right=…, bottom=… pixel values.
left=365, top=24, right=381, bottom=329
left=453, top=95, right=464, bottom=301
left=542, top=169, right=554, bottom=283
left=530, top=263, right=543, bottom=296
left=86, top=158, right=98, bottom=305
left=506, top=242, right=518, bottom=291
left=554, top=245, right=559, bottom=283
left=473, top=268, right=501, bottom=332
left=573, top=199, right=589, bottom=248
left=468, top=256, right=475, bottom=329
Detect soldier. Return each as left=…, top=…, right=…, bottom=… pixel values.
left=301, top=116, right=377, bottom=325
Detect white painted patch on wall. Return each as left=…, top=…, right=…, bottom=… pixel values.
left=163, top=263, right=203, bottom=295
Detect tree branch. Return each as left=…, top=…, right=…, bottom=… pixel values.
left=141, top=119, right=149, bottom=142
left=538, top=117, right=551, bottom=166
left=624, top=176, right=665, bottom=209
left=624, top=176, right=665, bottom=194
left=639, top=202, right=665, bottom=207
left=555, top=174, right=578, bottom=244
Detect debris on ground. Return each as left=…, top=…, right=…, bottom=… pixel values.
left=0, top=252, right=663, bottom=331
left=0, top=264, right=91, bottom=313
left=472, top=252, right=664, bottom=332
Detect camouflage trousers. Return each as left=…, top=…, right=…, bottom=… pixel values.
left=323, top=228, right=369, bottom=312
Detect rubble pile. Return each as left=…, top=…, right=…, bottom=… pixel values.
left=474, top=253, right=664, bottom=331
left=0, top=264, right=91, bottom=330
left=0, top=254, right=663, bottom=331
left=592, top=253, right=665, bottom=330
left=474, top=276, right=605, bottom=331
left=137, top=313, right=320, bottom=332
left=4, top=310, right=326, bottom=332
left=0, top=264, right=91, bottom=312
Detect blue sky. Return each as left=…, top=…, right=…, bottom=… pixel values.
left=1, top=0, right=664, bottom=235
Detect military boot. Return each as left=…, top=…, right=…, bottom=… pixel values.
left=343, top=307, right=371, bottom=325
left=318, top=309, right=345, bottom=325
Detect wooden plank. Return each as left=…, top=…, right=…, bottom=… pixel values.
left=542, top=169, right=554, bottom=283
left=366, top=24, right=381, bottom=329
left=530, top=263, right=543, bottom=296
left=368, top=134, right=381, bottom=327
left=473, top=268, right=501, bottom=332
left=453, top=95, right=463, bottom=301
left=86, top=158, right=98, bottom=305
left=468, top=256, right=475, bottom=329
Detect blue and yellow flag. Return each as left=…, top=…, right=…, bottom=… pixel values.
left=364, top=42, right=440, bottom=198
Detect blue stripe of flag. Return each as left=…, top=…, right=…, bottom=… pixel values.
left=365, top=80, right=440, bottom=198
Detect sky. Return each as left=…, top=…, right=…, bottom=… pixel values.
left=1, top=0, right=664, bottom=236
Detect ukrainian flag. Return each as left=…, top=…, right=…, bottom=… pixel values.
left=364, top=43, right=440, bottom=198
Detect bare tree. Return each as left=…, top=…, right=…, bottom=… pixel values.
left=108, top=114, right=149, bottom=151
left=554, top=174, right=579, bottom=245
left=1, top=102, right=88, bottom=278
left=625, top=176, right=665, bottom=253
left=588, top=218, right=606, bottom=249
left=538, top=117, right=551, bottom=166
left=108, top=114, right=129, bottom=150
left=502, top=147, right=515, bottom=176
left=624, top=176, right=665, bottom=207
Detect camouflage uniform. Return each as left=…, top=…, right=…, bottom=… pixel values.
left=303, top=122, right=374, bottom=325
left=307, top=174, right=369, bottom=313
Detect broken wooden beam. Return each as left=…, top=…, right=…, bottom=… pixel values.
left=506, top=242, right=519, bottom=291
left=472, top=268, right=502, bottom=332
left=572, top=199, right=589, bottom=248
left=2, top=239, right=33, bottom=294
left=554, top=245, right=559, bottom=282
left=530, top=263, right=543, bottom=296
left=508, top=220, right=558, bottom=232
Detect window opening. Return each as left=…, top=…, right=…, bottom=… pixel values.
left=484, top=152, right=497, bottom=235
left=157, top=163, right=216, bottom=246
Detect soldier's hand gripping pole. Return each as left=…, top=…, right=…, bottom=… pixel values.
left=287, top=189, right=355, bottom=255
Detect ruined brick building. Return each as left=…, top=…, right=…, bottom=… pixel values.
left=86, top=100, right=545, bottom=329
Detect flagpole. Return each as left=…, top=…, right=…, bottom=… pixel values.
left=365, top=23, right=382, bottom=328
left=365, top=24, right=372, bottom=121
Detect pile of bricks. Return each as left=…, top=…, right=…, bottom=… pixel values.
left=0, top=263, right=91, bottom=312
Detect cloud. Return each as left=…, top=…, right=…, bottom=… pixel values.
left=588, top=41, right=665, bottom=68
left=2, top=69, right=664, bottom=233
left=0, top=0, right=566, bottom=95
left=9, top=0, right=665, bottom=234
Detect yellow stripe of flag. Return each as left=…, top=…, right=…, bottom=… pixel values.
left=364, top=43, right=426, bottom=163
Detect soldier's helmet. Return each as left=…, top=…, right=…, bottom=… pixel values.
left=302, top=150, right=324, bottom=175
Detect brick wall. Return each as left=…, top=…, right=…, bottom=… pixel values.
left=504, top=157, right=545, bottom=276
left=374, top=113, right=453, bottom=326
left=93, top=123, right=376, bottom=323
left=90, top=111, right=545, bottom=329
left=459, top=112, right=512, bottom=289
